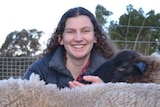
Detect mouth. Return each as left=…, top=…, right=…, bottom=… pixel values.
left=72, top=45, right=85, bottom=49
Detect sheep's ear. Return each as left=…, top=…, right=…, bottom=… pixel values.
left=134, top=55, right=149, bottom=65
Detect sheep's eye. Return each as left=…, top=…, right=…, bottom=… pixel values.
left=117, top=67, right=125, bottom=71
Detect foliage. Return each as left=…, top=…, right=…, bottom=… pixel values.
left=108, top=4, right=160, bottom=55
left=0, top=29, right=43, bottom=57
left=95, top=4, right=113, bottom=32
left=0, top=4, right=160, bottom=56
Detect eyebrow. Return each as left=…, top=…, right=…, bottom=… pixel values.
left=65, top=27, right=93, bottom=30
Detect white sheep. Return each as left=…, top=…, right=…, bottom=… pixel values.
left=0, top=73, right=160, bottom=107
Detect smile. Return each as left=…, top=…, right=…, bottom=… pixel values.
left=73, top=45, right=85, bottom=49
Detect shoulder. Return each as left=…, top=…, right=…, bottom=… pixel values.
left=23, top=54, right=53, bottom=79
left=30, top=53, right=55, bottom=73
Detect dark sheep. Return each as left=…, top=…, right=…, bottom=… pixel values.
left=81, top=49, right=148, bottom=84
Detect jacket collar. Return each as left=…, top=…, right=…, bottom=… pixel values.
left=48, top=46, right=70, bottom=76
left=86, top=48, right=107, bottom=74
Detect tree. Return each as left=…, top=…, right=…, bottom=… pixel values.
left=109, top=4, right=160, bottom=55
left=0, top=29, right=44, bottom=57
left=95, top=4, right=113, bottom=32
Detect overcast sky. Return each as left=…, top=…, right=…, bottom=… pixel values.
left=0, top=0, right=159, bottom=48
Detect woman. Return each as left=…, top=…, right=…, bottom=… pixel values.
left=23, top=6, right=117, bottom=89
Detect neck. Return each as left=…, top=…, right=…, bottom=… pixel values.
left=66, top=55, right=90, bottom=79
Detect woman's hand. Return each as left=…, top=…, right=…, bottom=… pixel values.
left=69, top=75, right=104, bottom=88
left=83, top=75, right=104, bottom=83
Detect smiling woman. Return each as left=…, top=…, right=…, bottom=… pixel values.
left=59, top=15, right=97, bottom=79
left=23, top=6, right=117, bottom=89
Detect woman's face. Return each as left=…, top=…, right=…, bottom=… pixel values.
left=59, top=15, right=97, bottom=59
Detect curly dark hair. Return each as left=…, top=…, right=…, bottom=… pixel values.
left=43, top=7, right=117, bottom=59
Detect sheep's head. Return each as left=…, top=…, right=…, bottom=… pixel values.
left=112, top=49, right=149, bottom=82
left=113, top=49, right=141, bottom=69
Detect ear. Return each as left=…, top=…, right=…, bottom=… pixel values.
left=58, top=35, right=64, bottom=45
left=94, top=36, right=97, bottom=43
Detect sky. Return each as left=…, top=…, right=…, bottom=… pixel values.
left=0, top=0, right=159, bottom=48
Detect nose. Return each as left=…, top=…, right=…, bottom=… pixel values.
left=74, top=32, right=83, bottom=41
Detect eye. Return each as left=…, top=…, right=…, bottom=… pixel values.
left=66, top=31, right=73, bottom=33
left=84, top=29, right=91, bottom=32
left=82, top=29, right=93, bottom=34
left=64, top=30, right=74, bottom=34
left=117, top=67, right=125, bottom=71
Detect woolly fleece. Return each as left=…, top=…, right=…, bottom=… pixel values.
left=0, top=73, right=160, bottom=107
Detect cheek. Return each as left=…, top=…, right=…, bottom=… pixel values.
left=59, top=36, right=72, bottom=45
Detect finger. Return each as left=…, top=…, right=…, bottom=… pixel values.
left=69, top=81, right=76, bottom=88
left=83, top=75, right=104, bottom=83
left=69, top=81, right=85, bottom=88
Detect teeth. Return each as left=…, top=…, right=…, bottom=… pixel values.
left=73, top=45, right=84, bottom=48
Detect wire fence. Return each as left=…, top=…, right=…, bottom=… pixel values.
left=0, top=40, right=159, bottom=80
left=0, top=57, right=38, bottom=79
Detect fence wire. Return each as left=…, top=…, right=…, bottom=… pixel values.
left=0, top=57, right=38, bottom=79
left=0, top=40, right=159, bottom=80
